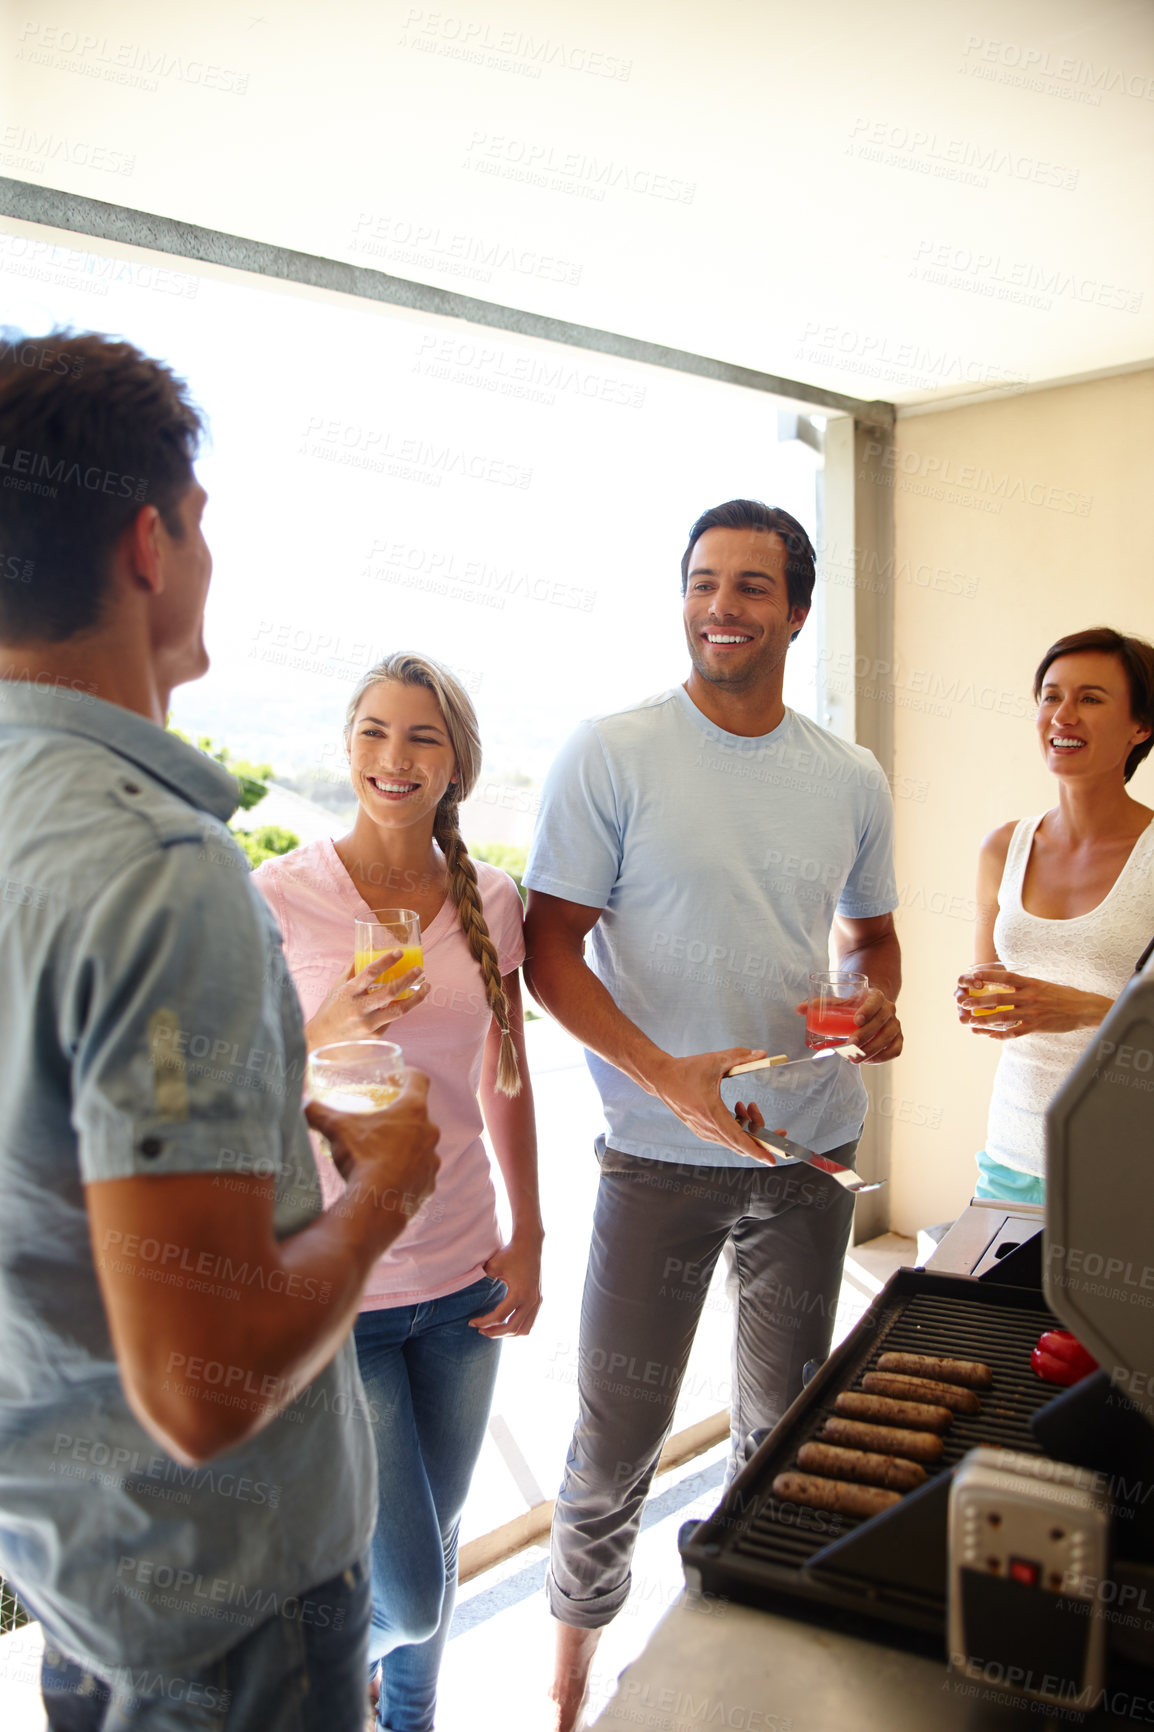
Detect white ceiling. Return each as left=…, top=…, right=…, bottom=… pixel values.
left=4, top=0, right=1152, bottom=407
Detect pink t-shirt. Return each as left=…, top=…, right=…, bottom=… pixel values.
left=253, top=838, right=525, bottom=1307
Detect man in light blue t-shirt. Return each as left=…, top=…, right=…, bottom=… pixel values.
left=523, top=499, right=903, bottom=1731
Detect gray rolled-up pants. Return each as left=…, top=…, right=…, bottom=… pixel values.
left=547, top=1142, right=857, bottom=1629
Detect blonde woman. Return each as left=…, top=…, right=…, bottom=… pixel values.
left=254, top=653, right=542, bottom=1732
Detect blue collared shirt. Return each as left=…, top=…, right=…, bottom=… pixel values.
left=0, top=681, right=375, bottom=1673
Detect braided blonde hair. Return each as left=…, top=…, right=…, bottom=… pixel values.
left=345, top=654, right=522, bottom=1096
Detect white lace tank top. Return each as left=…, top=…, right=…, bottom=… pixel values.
left=985, top=814, right=1154, bottom=1176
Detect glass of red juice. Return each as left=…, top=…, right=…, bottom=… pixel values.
left=806, top=971, right=868, bottom=1049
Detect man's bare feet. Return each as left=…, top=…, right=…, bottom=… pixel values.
left=548, top=1623, right=603, bottom=1732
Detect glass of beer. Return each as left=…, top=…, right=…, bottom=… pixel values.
left=354, top=910, right=423, bottom=1001
left=806, top=971, right=868, bottom=1050
left=307, top=1040, right=404, bottom=1114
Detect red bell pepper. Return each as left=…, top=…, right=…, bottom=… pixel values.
left=1031, top=1329, right=1098, bottom=1387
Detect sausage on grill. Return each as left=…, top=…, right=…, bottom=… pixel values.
left=773, top=1472, right=901, bottom=1518
left=797, top=1442, right=926, bottom=1492
left=820, top=1417, right=945, bottom=1462
left=876, top=1352, right=993, bottom=1390
left=834, top=1391, right=953, bottom=1432
left=861, top=1372, right=981, bottom=1415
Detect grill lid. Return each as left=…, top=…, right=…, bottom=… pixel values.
left=1045, top=958, right=1154, bottom=1429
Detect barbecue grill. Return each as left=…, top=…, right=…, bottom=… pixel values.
left=680, top=1265, right=1058, bottom=1645
left=681, top=956, right=1154, bottom=1709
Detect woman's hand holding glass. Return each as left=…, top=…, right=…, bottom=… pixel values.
left=305, top=950, right=430, bottom=1051
left=956, top=964, right=1111, bottom=1038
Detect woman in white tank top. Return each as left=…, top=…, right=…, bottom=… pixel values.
left=956, top=627, right=1154, bottom=1203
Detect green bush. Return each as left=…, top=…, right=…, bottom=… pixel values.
left=234, top=825, right=299, bottom=870
left=469, top=842, right=538, bottom=1017
left=166, top=725, right=274, bottom=812
left=166, top=725, right=299, bottom=870
left=470, top=842, right=527, bottom=904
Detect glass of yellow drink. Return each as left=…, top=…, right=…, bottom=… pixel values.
left=354, top=909, right=423, bottom=1001
left=307, top=1041, right=404, bottom=1159
left=961, top=963, right=1017, bottom=1028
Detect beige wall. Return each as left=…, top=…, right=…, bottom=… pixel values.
left=880, top=367, right=1154, bottom=1235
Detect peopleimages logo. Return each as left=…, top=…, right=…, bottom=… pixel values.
left=847, top=116, right=1079, bottom=189
left=464, top=131, right=694, bottom=203
left=0, top=234, right=199, bottom=299
left=911, top=240, right=1142, bottom=314
left=0, top=336, right=86, bottom=377
left=860, top=441, right=1093, bottom=516
left=399, top=9, right=633, bottom=81
left=51, top=1434, right=280, bottom=1507
left=16, top=22, right=249, bottom=94
left=960, top=34, right=1154, bottom=103
left=300, top=417, right=533, bottom=491
left=0, top=445, right=147, bottom=499
left=0, top=124, right=135, bottom=175
left=115, top=1556, right=346, bottom=1628
left=349, top=212, right=583, bottom=287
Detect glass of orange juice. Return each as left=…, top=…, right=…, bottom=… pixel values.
left=307, top=1039, right=404, bottom=1116
left=805, top=971, right=868, bottom=1050
left=961, top=963, right=1017, bottom=1028
left=354, top=909, right=423, bottom=1001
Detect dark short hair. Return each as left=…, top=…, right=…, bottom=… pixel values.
left=680, top=499, right=816, bottom=613
left=0, top=329, right=203, bottom=642
left=1034, top=626, right=1154, bottom=783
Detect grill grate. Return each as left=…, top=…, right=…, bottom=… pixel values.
left=681, top=1268, right=1059, bottom=1639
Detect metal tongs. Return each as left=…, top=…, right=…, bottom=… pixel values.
left=725, top=1045, right=865, bottom=1076
left=724, top=1045, right=884, bottom=1194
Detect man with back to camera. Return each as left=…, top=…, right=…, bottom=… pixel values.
left=0, top=330, right=440, bottom=1730
left=522, top=499, right=903, bottom=1729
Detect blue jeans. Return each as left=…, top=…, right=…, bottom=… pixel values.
left=354, top=1275, right=504, bottom=1732
left=40, top=1555, right=371, bottom=1730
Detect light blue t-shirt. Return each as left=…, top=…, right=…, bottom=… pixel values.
left=524, top=687, right=898, bottom=1165
left=0, top=683, right=375, bottom=1676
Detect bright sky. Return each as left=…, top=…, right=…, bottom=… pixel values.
left=1, top=227, right=821, bottom=795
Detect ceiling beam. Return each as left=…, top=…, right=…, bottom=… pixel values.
left=0, top=176, right=895, bottom=428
